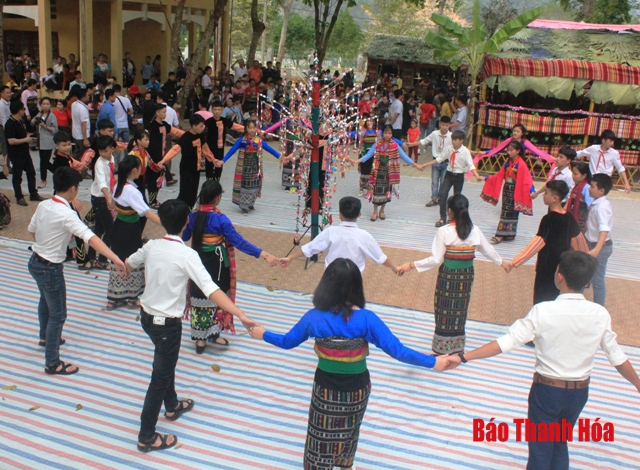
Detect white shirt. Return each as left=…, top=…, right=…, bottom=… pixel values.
left=91, top=156, right=113, bottom=198
left=496, top=294, right=628, bottom=381
left=71, top=100, right=90, bottom=139
left=233, top=65, right=248, bottom=79
left=300, top=221, right=387, bottom=273
left=28, top=196, right=95, bottom=264
left=389, top=99, right=403, bottom=130
left=202, top=74, right=212, bottom=90
left=162, top=104, right=180, bottom=127
left=114, top=96, right=132, bottom=129
left=128, top=236, right=219, bottom=318
left=437, top=144, right=475, bottom=173
left=577, top=145, right=624, bottom=176
left=114, top=181, right=149, bottom=216
left=0, top=98, right=10, bottom=127
left=547, top=165, right=574, bottom=191
left=584, top=196, right=613, bottom=243
left=414, top=224, right=501, bottom=272
left=419, top=130, right=451, bottom=159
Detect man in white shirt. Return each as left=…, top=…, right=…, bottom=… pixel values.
left=28, top=167, right=125, bottom=376
left=584, top=173, right=614, bottom=306
left=406, top=115, right=452, bottom=206
left=71, top=88, right=91, bottom=159
left=232, top=59, right=248, bottom=81
left=446, top=251, right=640, bottom=470
left=280, top=197, right=397, bottom=273
left=576, top=129, right=631, bottom=193
left=389, top=89, right=404, bottom=140
left=127, top=199, right=257, bottom=453
left=112, top=84, right=133, bottom=143
left=420, top=130, right=482, bottom=227
left=450, top=95, right=468, bottom=135
left=157, top=92, right=180, bottom=127
left=532, top=146, right=575, bottom=203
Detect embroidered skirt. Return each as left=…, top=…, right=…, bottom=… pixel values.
left=304, top=368, right=371, bottom=470
left=495, top=180, right=519, bottom=238
left=358, top=159, right=373, bottom=190
left=281, top=160, right=301, bottom=189
left=369, top=159, right=393, bottom=205
left=107, top=218, right=144, bottom=301
left=190, top=249, right=231, bottom=341
left=233, top=155, right=261, bottom=210
left=432, top=264, right=475, bottom=355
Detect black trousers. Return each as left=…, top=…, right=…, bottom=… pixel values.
left=9, top=155, right=37, bottom=200
left=205, top=157, right=223, bottom=181
left=178, top=169, right=201, bottom=209
left=39, top=149, right=52, bottom=181
left=88, top=196, right=113, bottom=262
left=138, top=310, right=181, bottom=443
left=438, top=171, right=465, bottom=221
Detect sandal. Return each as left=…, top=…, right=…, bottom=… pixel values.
left=44, top=360, right=79, bottom=375
left=195, top=340, right=206, bottom=354
left=149, top=201, right=161, bottom=210
left=425, top=200, right=438, bottom=207
left=125, top=300, right=140, bottom=310
left=137, top=432, right=178, bottom=453
left=490, top=237, right=503, bottom=245
left=94, top=261, right=109, bottom=270
left=379, top=213, right=386, bottom=220
left=39, top=338, right=66, bottom=347
left=209, top=336, right=230, bottom=347
left=164, top=398, right=195, bottom=421
left=105, top=300, right=125, bottom=311
left=78, top=261, right=95, bottom=271
left=370, top=214, right=378, bottom=222
left=435, top=219, right=446, bottom=227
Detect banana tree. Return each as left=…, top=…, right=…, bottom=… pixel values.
left=425, top=0, right=542, bottom=145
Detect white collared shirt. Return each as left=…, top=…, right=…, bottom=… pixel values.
left=300, top=221, right=387, bottom=272
left=419, top=130, right=451, bottom=159
left=114, top=95, right=132, bottom=129
left=128, top=235, right=219, bottom=318
left=437, top=144, right=475, bottom=173
left=71, top=100, right=90, bottom=139
left=577, top=145, right=625, bottom=176
left=114, top=181, right=149, bottom=216
left=496, top=294, right=627, bottom=381
left=547, top=165, right=574, bottom=201
left=28, top=196, right=95, bottom=264
left=162, top=104, right=180, bottom=127
left=91, top=156, right=113, bottom=198
left=0, top=98, right=10, bottom=126
left=414, top=224, right=502, bottom=272
left=584, top=196, right=613, bottom=243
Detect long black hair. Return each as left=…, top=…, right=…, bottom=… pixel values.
left=508, top=139, right=526, bottom=159
left=127, top=128, right=149, bottom=153
left=114, top=155, right=141, bottom=198
left=313, top=258, right=365, bottom=320
left=191, top=180, right=224, bottom=253
left=447, top=194, right=473, bottom=240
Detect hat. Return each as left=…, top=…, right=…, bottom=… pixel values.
left=128, top=84, right=140, bottom=95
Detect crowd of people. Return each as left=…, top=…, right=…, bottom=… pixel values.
left=2, top=61, right=639, bottom=470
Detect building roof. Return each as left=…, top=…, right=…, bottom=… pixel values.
left=364, top=34, right=445, bottom=65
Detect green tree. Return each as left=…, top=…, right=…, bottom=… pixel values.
left=271, top=14, right=316, bottom=66
left=327, top=11, right=364, bottom=63
left=425, top=0, right=542, bottom=144
left=481, top=0, right=517, bottom=37
left=556, top=0, right=634, bottom=22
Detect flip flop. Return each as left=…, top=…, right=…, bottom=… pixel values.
left=164, top=398, right=195, bottom=421
left=490, top=237, right=503, bottom=245
left=44, top=360, right=79, bottom=375
left=209, top=337, right=230, bottom=347
left=435, top=219, right=446, bottom=227
left=137, top=433, right=178, bottom=453
left=379, top=214, right=386, bottom=220
left=370, top=215, right=378, bottom=222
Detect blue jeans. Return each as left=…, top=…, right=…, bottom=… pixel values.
left=431, top=161, right=449, bottom=202
left=28, top=254, right=67, bottom=367
left=527, top=382, right=589, bottom=470
left=589, top=242, right=612, bottom=306
left=118, top=128, right=130, bottom=144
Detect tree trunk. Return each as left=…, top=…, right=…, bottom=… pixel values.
left=276, top=0, right=294, bottom=64
left=313, top=0, right=344, bottom=67
left=169, top=1, right=186, bottom=73
left=177, top=1, right=227, bottom=112
left=466, top=56, right=484, bottom=148
left=247, top=0, right=266, bottom=64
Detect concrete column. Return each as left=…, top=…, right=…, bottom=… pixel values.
left=221, top=3, right=231, bottom=71
left=79, top=0, right=94, bottom=77
left=38, top=0, right=52, bottom=74
left=188, top=21, right=197, bottom=58
left=110, top=0, right=124, bottom=84
left=162, top=3, right=172, bottom=81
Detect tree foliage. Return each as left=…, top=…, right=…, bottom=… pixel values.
left=271, top=14, right=316, bottom=65
left=481, top=0, right=517, bottom=37
left=555, top=0, right=634, bottom=23
left=327, top=12, right=364, bottom=61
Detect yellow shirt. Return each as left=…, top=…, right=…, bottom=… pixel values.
left=441, top=101, right=453, bottom=118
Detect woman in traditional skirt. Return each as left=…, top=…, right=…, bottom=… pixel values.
left=221, top=120, right=280, bottom=213
left=565, top=161, right=592, bottom=233
left=250, top=258, right=447, bottom=469
left=282, top=126, right=303, bottom=190
left=356, top=115, right=377, bottom=197
left=397, top=195, right=506, bottom=354
left=182, top=180, right=278, bottom=353
left=353, top=124, right=420, bottom=221
left=106, top=156, right=161, bottom=310
left=127, top=129, right=151, bottom=230
left=480, top=140, right=534, bottom=243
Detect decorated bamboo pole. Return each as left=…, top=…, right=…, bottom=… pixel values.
left=309, top=75, right=321, bottom=262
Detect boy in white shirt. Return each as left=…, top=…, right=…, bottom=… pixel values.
left=531, top=146, right=575, bottom=202
left=420, top=130, right=483, bottom=227
left=406, top=115, right=452, bottom=207
left=88, top=135, right=116, bottom=268
left=28, top=167, right=125, bottom=375
left=576, top=130, right=631, bottom=193
left=584, top=173, right=614, bottom=306
left=279, top=196, right=397, bottom=273
left=127, top=199, right=257, bottom=453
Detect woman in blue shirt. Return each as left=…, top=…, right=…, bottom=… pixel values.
left=183, top=180, right=278, bottom=353
left=250, top=258, right=447, bottom=470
